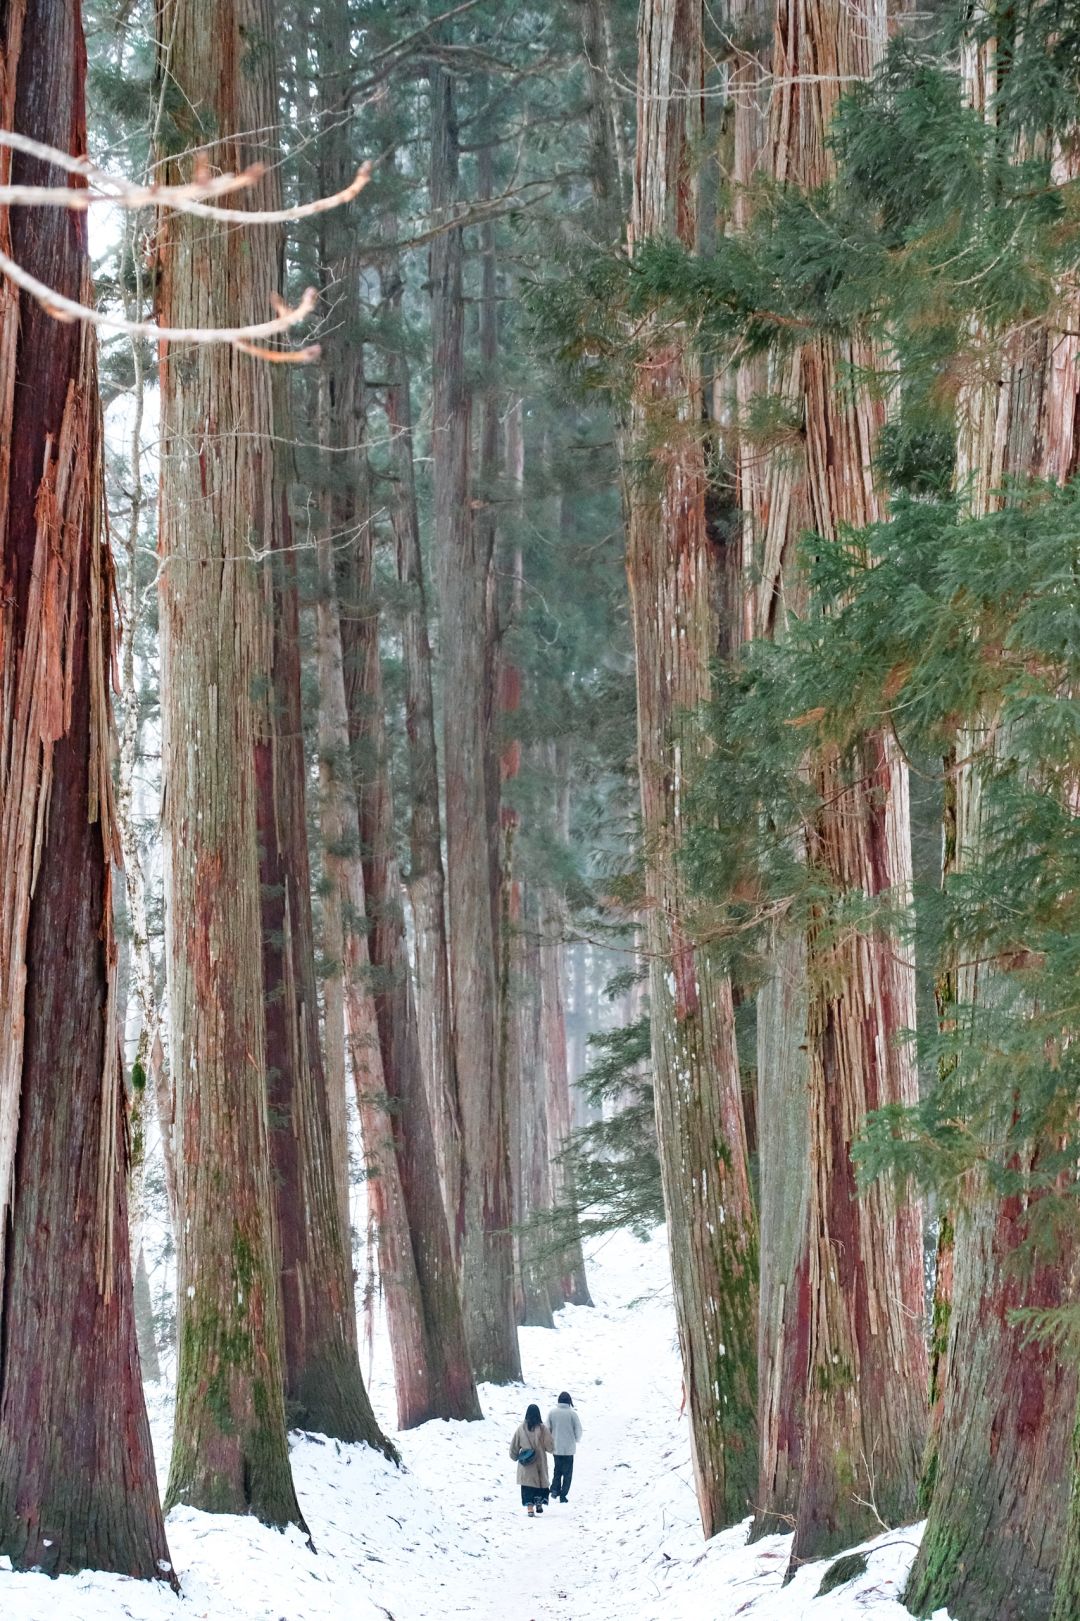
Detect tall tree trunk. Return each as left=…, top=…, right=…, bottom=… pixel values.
left=157, top=0, right=304, bottom=1526
left=309, top=1, right=358, bottom=1278
left=750, top=0, right=927, bottom=1572
left=793, top=732, right=926, bottom=1567
left=578, top=0, right=628, bottom=232
left=540, top=893, right=592, bottom=1307
left=315, top=511, right=443, bottom=1435
left=234, top=27, right=380, bottom=1442
left=309, top=8, right=479, bottom=1427
left=750, top=922, right=809, bottom=1537
left=908, top=49, right=1080, bottom=1614
left=339, top=449, right=482, bottom=1426
left=507, top=891, right=527, bottom=1328
left=430, top=60, right=521, bottom=1382
left=477, top=137, right=505, bottom=957
left=743, top=351, right=811, bottom=1544
left=627, top=0, right=758, bottom=1536
left=381, top=238, right=464, bottom=1253
left=730, top=0, right=813, bottom=1541
left=514, top=888, right=558, bottom=1326
left=324, top=950, right=353, bottom=1253
left=569, top=938, right=588, bottom=1101
left=546, top=751, right=593, bottom=1306
left=257, top=447, right=384, bottom=1444
left=919, top=752, right=957, bottom=1511
left=0, top=1, right=173, bottom=1579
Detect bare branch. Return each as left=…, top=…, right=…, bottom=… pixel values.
left=0, top=128, right=371, bottom=224
left=0, top=249, right=321, bottom=352
left=155, top=160, right=371, bottom=224
left=0, top=128, right=266, bottom=208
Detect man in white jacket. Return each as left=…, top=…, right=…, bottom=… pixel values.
left=547, top=1392, right=582, bottom=1503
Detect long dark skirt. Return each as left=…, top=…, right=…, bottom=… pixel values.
left=520, top=1485, right=549, bottom=1506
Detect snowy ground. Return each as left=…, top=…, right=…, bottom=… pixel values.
left=2, top=1228, right=943, bottom=1621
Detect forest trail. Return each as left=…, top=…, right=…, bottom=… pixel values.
left=409, top=1231, right=686, bottom=1621
left=3, top=1231, right=926, bottom=1621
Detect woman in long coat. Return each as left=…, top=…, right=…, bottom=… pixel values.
left=509, top=1402, right=554, bottom=1517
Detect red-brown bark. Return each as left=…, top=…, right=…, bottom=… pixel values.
left=729, top=4, right=811, bottom=1533
left=430, top=60, right=520, bottom=1383
left=793, top=737, right=927, bottom=1566
left=309, top=16, right=478, bottom=1423
left=157, top=0, right=305, bottom=1526
left=380, top=238, right=465, bottom=1254
left=750, top=0, right=927, bottom=1571
left=908, top=77, right=1080, bottom=1611
left=627, top=0, right=759, bottom=1535
left=909, top=1179, right=1077, bottom=1621
left=338, top=492, right=482, bottom=1427
left=0, top=0, right=172, bottom=1580
left=236, top=6, right=385, bottom=1447
left=257, top=488, right=387, bottom=1445
left=314, top=521, right=430, bottom=1433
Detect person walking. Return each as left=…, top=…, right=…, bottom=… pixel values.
left=509, top=1402, right=554, bottom=1518
left=547, top=1391, right=582, bottom=1503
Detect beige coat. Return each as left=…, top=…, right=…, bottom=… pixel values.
left=509, top=1421, right=554, bottom=1488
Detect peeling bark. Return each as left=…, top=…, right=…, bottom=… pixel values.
left=908, top=49, right=1080, bottom=1615
left=727, top=0, right=813, bottom=1542
left=157, top=0, right=304, bottom=1527
left=750, top=923, right=809, bottom=1538
left=0, top=0, right=172, bottom=1580
left=794, top=733, right=927, bottom=1566
left=748, top=0, right=928, bottom=1572
left=626, top=0, right=759, bottom=1536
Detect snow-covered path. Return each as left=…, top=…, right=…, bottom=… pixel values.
left=413, top=1230, right=687, bottom=1621
left=2, top=1230, right=934, bottom=1621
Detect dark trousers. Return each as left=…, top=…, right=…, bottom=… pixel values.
left=552, top=1455, right=574, bottom=1501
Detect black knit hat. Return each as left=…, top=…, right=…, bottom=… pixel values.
left=557, top=1391, right=573, bottom=1405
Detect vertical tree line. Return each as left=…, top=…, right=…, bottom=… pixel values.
left=0, top=0, right=614, bottom=1578
left=544, top=0, right=1080, bottom=1614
